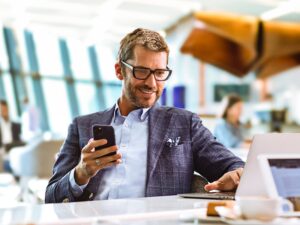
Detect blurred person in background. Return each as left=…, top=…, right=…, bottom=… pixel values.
left=21, top=97, right=41, bottom=141
left=214, top=94, right=250, bottom=148
left=0, top=100, right=24, bottom=172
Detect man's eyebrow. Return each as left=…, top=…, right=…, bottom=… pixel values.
left=135, top=65, right=167, bottom=70
left=134, top=65, right=149, bottom=69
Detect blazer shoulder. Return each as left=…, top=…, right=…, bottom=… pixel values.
left=75, top=111, right=101, bottom=122
left=71, top=107, right=115, bottom=137
left=74, top=107, right=114, bottom=124
left=153, top=106, right=194, bottom=117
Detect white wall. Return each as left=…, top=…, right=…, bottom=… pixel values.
left=268, top=66, right=300, bottom=124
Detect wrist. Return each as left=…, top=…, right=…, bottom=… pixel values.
left=74, top=166, right=90, bottom=185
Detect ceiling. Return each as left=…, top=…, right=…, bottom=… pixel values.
left=0, top=0, right=299, bottom=45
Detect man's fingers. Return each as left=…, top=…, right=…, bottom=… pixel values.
left=83, top=154, right=122, bottom=176
left=93, top=153, right=122, bottom=167
left=204, top=179, right=233, bottom=192
left=236, top=168, right=243, bottom=178
left=204, top=168, right=244, bottom=192
left=230, top=172, right=241, bottom=186
left=204, top=181, right=220, bottom=191
left=93, top=145, right=118, bottom=158
left=75, top=141, right=119, bottom=185
left=102, top=160, right=121, bottom=169
left=82, top=139, right=108, bottom=153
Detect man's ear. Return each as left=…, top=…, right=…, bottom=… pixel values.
left=115, top=62, right=124, bottom=80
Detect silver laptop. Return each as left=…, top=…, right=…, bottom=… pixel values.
left=180, top=133, right=300, bottom=200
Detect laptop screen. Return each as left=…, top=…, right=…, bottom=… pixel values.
left=268, top=158, right=300, bottom=198
left=262, top=156, right=300, bottom=212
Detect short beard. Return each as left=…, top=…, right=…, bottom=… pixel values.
left=125, top=79, right=161, bottom=109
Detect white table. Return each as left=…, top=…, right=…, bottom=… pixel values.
left=1, top=195, right=298, bottom=225
left=0, top=195, right=213, bottom=225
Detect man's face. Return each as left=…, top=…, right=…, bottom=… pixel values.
left=121, top=46, right=168, bottom=109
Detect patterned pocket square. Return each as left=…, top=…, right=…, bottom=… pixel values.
left=166, top=137, right=181, bottom=148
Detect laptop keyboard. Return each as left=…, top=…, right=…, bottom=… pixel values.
left=179, top=191, right=236, bottom=200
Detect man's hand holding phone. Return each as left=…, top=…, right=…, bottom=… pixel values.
left=75, top=125, right=121, bottom=185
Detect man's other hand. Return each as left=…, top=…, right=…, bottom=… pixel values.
left=204, top=168, right=243, bottom=192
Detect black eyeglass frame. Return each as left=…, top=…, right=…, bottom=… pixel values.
left=121, top=60, right=172, bottom=81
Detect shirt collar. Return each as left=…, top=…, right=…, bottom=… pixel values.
left=112, top=101, right=151, bottom=122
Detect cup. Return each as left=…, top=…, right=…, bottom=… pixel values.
left=235, top=196, right=294, bottom=221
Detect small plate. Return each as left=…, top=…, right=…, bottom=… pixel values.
left=215, top=206, right=288, bottom=225
left=223, top=218, right=289, bottom=225
left=179, top=208, right=224, bottom=223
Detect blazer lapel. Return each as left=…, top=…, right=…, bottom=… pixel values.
left=146, top=105, right=173, bottom=186
left=88, top=106, right=115, bottom=138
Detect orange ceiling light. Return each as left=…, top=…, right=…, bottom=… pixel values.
left=180, top=11, right=300, bottom=78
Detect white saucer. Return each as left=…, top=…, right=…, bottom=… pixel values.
left=215, top=206, right=296, bottom=225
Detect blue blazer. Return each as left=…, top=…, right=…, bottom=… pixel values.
left=45, top=105, right=244, bottom=203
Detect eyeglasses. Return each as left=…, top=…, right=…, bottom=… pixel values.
left=121, top=61, right=172, bottom=81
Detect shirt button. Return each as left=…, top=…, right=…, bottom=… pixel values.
left=89, top=193, right=94, bottom=199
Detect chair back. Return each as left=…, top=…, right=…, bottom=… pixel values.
left=9, top=139, right=63, bottom=178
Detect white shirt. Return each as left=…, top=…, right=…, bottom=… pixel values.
left=0, top=118, right=12, bottom=145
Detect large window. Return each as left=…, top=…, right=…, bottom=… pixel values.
left=0, top=28, right=7, bottom=100
left=96, top=45, right=118, bottom=82
left=34, top=33, right=63, bottom=77
left=68, top=39, right=93, bottom=79
left=103, top=85, right=121, bottom=107
left=2, top=73, right=18, bottom=120
left=75, top=82, right=98, bottom=115
left=0, top=28, right=9, bottom=70
left=42, top=79, right=71, bottom=135
left=0, top=27, right=18, bottom=118
left=2, top=26, right=185, bottom=134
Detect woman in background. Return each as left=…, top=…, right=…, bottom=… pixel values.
left=214, top=94, right=248, bottom=148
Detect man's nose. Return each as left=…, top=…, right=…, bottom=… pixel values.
left=144, top=73, right=157, bottom=87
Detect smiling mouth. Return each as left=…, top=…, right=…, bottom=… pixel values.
left=139, top=87, right=156, bottom=95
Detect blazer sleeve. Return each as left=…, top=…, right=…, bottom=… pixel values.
left=45, top=118, right=82, bottom=203
left=191, top=113, right=245, bottom=182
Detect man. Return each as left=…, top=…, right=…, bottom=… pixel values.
left=0, top=100, right=23, bottom=172
left=45, top=28, right=244, bottom=203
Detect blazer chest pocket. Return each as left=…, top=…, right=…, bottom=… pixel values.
left=165, top=142, right=193, bottom=170
left=165, top=140, right=190, bottom=153
left=168, top=143, right=185, bottom=155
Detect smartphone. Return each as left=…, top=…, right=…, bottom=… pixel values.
left=92, top=125, right=116, bottom=156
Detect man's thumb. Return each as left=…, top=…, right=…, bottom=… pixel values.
left=204, top=181, right=219, bottom=192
